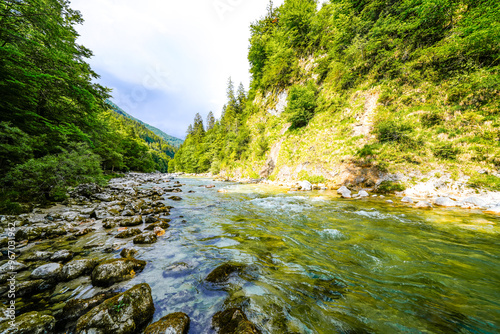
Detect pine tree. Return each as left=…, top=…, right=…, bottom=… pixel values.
left=207, top=111, right=215, bottom=131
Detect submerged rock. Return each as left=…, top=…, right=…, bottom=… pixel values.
left=75, top=283, right=154, bottom=334
left=206, top=263, right=244, bottom=284
left=143, top=312, right=190, bottom=334
left=144, top=220, right=170, bottom=231
left=168, top=196, right=182, bottom=201
left=120, top=248, right=138, bottom=258
left=133, top=232, right=157, bottom=244
left=0, top=311, right=55, bottom=334
left=212, top=308, right=261, bottom=334
left=91, top=258, right=146, bottom=287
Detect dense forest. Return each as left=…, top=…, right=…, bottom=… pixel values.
left=0, top=0, right=176, bottom=212
left=173, top=0, right=499, bottom=189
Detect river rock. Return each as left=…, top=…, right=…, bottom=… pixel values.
left=133, top=232, right=157, bottom=244
left=484, top=206, right=500, bottom=215
left=145, top=220, right=170, bottom=231
left=120, top=248, right=138, bottom=258
left=75, top=283, right=154, bottom=334
left=70, top=183, right=103, bottom=199
left=0, top=311, right=55, bottom=334
left=358, top=190, right=369, bottom=198
left=91, top=258, right=147, bottom=287
left=0, top=261, right=27, bottom=275
left=415, top=201, right=433, bottom=208
left=168, top=196, right=182, bottom=201
left=212, top=308, right=261, bottom=334
left=116, top=228, right=142, bottom=239
left=461, top=197, right=487, bottom=208
left=143, top=312, right=190, bottom=334
left=75, top=228, right=95, bottom=237
left=62, top=259, right=98, bottom=281
left=434, top=197, right=457, bottom=207
left=25, top=251, right=53, bottom=262
left=337, top=186, right=351, bottom=198
left=119, top=216, right=143, bottom=227
left=50, top=250, right=74, bottom=262
left=401, top=197, right=414, bottom=203
left=59, top=291, right=118, bottom=323
left=15, top=226, right=43, bottom=241
left=30, top=263, right=63, bottom=280
left=14, top=280, right=51, bottom=298
left=206, top=263, right=244, bottom=284
left=298, top=181, right=312, bottom=191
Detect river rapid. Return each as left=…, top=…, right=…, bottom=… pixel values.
left=131, top=177, right=500, bottom=333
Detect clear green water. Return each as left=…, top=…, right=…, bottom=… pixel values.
left=127, top=178, right=500, bottom=333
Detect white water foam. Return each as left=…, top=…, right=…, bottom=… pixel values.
left=321, top=229, right=346, bottom=240
left=250, top=196, right=312, bottom=213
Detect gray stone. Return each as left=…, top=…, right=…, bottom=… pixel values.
left=91, top=258, right=147, bottom=287
left=62, top=259, right=98, bottom=281
left=143, top=312, right=190, bottom=334
left=133, top=232, right=157, bottom=245
left=358, top=191, right=369, bottom=198
left=462, top=197, right=487, bottom=208
left=401, top=197, right=414, bottom=203
left=415, top=201, right=433, bottom=208
left=337, top=186, right=351, bottom=198
left=298, top=181, right=312, bottom=191
left=50, top=250, right=74, bottom=262
left=30, top=263, right=62, bottom=280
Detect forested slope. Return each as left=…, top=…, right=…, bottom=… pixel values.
left=0, top=0, right=175, bottom=212
left=173, top=0, right=500, bottom=191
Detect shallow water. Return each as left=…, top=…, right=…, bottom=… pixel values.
left=117, top=178, right=499, bottom=333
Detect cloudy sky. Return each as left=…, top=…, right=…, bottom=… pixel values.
left=70, top=0, right=285, bottom=139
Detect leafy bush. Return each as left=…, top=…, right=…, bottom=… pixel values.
left=374, top=120, right=416, bottom=146
left=286, top=82, right=318, bottom=128
left=421, top=111, right=444, bottom=127
left=376, top=181, right=406, bottom=194
left=297, top=170, right=326, bottom=184
left=5, top=144, right=104, bottom=202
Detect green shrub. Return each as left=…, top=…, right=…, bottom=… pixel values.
left=297, top=170, right=326, bottom=184
left=5, top=144, right=104, bottom=202
left=287, top=82, right=318, bottom=128
left=376, top=180, right=406, bottom=194
left=421, top=111, right=444, bottom=127
left=374, top=120, right=415, bottom=145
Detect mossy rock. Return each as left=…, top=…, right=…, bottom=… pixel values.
left=133, top=232, right=157, bottom=245
left=75, top=283, right=154, bottom=334
left=206, top=263, right=245, bottom=284
left=0, top=311, right=55, bottom=334
left=91, top=258, right=146, bottom=287
left=143, top=312, right=190, bottom=334
left=212, top=308, right=261, bottom=334
left=115, top=228, right=142, bottom=239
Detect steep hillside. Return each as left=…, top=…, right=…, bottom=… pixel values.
left=173, top=0, right=500, bottom=193
left=106, top=100, right=183, bottom=148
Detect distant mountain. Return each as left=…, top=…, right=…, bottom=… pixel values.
left=106, top=99, right=184, bottom=148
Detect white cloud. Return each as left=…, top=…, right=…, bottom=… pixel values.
left=70, top=0, right=285, bottom=138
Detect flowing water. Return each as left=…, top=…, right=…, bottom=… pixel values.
left=120, top=177, right=500, bottom=334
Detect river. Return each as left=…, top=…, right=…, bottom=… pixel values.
left=119, top=177, right=500, bottom=333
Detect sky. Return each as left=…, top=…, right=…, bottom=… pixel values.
left=70, top=0, right=286, bottom=139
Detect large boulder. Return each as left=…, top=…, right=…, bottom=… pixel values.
left=143, top=312, right=190, bottom=334
left=0, top=311, right=55, bottom=334
left=61, top=259, right=98, bottom=281
left=75, top=283, right=155, bottom=334
left=298, top=181, right=312, bottom=191
left=91, top=258, right=147, bottom=287
left=133, top=232, right=157, bottom=245
left=337, top=186, right=351, bottom=198
left=30, top=263, right=63, bottom=280
left=212, top=308, right=260, bottom=334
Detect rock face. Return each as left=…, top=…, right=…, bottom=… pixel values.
left=91, top=258, right=147, bottom=287
left=62, top=259, right=98, bottom=281
left=0, top=311, right=55, bottom=334
left=143, top=312, right=190, bottom=334
left=337, top=186, right=352, bottom=198
left=133, top=232, right=157, bottom=244
left=434, top=197, right=457, bottom=207
left=212, top=308, right=261, bottom=334
left=30, top=263, right=63, bottom=280
left=75, top=283, right=155, bottom=334
left=206, top=263, right=244, bottom=284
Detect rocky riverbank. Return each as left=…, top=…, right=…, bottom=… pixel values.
left=182, top=171, right=500, bottom=215
left=0, top=173, right=260, bottom=334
